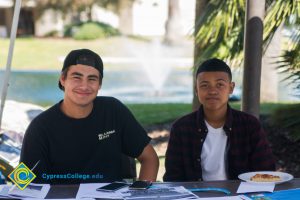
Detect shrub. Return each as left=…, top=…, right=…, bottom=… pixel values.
left=271, top=104, right=300, bottom=141
left=64, top=21, right=119, bottom=40
left=44, top=30, right=60, bottom=37
left=73, top=23, right=105, bottom=40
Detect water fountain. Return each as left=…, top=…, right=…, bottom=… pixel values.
left=134, top=39, right=173, bottom=96
left=99, top=37, right=194, bottom=103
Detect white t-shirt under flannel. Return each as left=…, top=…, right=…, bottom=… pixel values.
left=201, top=121, right=228, bottom=181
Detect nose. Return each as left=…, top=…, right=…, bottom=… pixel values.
left=78, top=79, right=90, bottom=89
left=207, top=86, right=218, bottom=95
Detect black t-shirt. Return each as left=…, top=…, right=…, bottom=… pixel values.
left=20, top=97, right=151, bottom=184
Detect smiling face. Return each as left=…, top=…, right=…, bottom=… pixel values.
left=59, top=64, right=101, bottom=109
left=196, top=71, right=235, bottom=112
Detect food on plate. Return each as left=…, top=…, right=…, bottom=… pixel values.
left=250, top=173, right=281, bottom=182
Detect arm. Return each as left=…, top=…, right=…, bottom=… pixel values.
left=136, top=144, right=159, bottom=181
left=250, top=118, right=276, bottom=171
left=163, top=125, right=185, bottom=181
left=20, top=119, right=50, bottom=183
left=115, top=99, right=159, bottom=181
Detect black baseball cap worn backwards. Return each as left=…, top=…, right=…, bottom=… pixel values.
left=196, top=58, right=232, bottom=81
left=59, top=49, right=103, bottom=90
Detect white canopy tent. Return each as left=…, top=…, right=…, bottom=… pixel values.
left=0, top=0, right=22, bottom=131
left=0, top=0, right=13, bottom=8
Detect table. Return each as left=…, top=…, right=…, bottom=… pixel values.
left=45, top=178, right=300, bottom=198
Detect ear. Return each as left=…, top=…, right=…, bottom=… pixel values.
left=230, top=82, right=235, bottom=94
left=194, top=84, right=198, bottom=96
left=59, top=75, right=65, bottom=88
left=98, top=78, right=102, bottom=90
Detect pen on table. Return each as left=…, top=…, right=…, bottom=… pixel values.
left=31, top=160, right=40, bottom=171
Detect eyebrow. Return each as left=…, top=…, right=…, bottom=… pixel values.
left=87, top=74, right=99, bottom=79
left=216, top=78, right=227, bottom=82
left=199, top=78, right=228, bottom=84
left=70, top=72, right=99, bottom=79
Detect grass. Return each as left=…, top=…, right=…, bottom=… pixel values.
left=0, top=37, right=151, bottom=70
left=127, top=102, right=295, bottom=127
left=126, top=103, right=192, bottom=126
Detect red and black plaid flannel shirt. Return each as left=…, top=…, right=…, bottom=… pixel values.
left=163, top=105, right=275, bottom=182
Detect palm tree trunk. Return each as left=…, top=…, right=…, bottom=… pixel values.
left=242, top=0, right=265, bottom=118
left=118, top=0, right=134, bottom=35
left=164, top=0, right=182, bottom=45
left=87, top=5, right=93, bottom=21
left=192, top=0, right=209, bottom=111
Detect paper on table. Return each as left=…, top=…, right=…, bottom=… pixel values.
left=0, top=184, right=11, bottom=198
left=23, top=199, right=95, bottom=200
left=8, top=183, right=50, bottom=199
left=77, top=184, right=200, bottom=199
left=76, top=183, right=125, bottom=199
left=121, top=186, right=200, bottom=200
left=236, top=182, right=275, bottom=194
left=197, top=197, right=243, bottom=200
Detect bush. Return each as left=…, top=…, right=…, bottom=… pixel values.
left=64, top=21, right=119, bottom=40
left=271, top=104, right=300, bottom=141
left=44, top=30, right=60, bottom=37
left=74, top=23, right=105, bottom=40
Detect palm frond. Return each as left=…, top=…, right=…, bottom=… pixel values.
left=264, top=0, right=299, bottom=49
left=195, top=0, right=245, bottom=64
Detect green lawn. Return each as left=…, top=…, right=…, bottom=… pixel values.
left=0, top=37, right=150, bottom=70
left=126, top=103, right=192, bottom=126
left=126, top=102, right=295, bottom=127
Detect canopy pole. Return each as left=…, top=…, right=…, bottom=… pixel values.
left=0, top=0, right=22, bottom=131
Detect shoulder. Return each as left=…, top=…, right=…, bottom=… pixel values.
left=24, top=103, right=60, bottom=139
left=172, top=111, right=198, bottom=130
left=94, top=96, right=123, bottom=107
left=30, top=103, right=60, bottom=125
left=94, top=96, right=130, bottom=116
left=229, top=108, right=263, bottom=134
left=230, top=108, right=260, bottom=124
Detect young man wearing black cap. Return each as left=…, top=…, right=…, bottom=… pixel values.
left=20, top=49, right=159, bottom=184
left=163, top=58, right=275, bottom=182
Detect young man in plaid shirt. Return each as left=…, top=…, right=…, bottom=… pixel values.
left=164, top=58, right=275, bottom=182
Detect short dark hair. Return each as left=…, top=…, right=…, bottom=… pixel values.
left=196, top=58, right=232, bottom=80
left=59, top=49, right=103, bottom=90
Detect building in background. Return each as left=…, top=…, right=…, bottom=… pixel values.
left=0, top=0, right=35, bottom=37
left=0, top=0, right=195, bottom=37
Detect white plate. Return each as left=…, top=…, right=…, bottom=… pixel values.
left=238, top=171, right=294, bottom=184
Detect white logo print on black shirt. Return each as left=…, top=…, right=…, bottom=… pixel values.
left=98, top=130, right=115, bottom=140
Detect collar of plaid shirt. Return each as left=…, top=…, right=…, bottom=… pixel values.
left=195, top=104, right=233, bottom=136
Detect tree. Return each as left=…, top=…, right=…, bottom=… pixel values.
left=242, top=0, right=265, bottom=118
left=92, top=0, right=135, bottom=35
left=35, top=0, right=94, bottom=23
left=264, top=0, right=300, bottom=92
left=193, top=0, right=300, bottom=110
left=35, top=0, right=135, bottom=34
left=118, top=0, right=134, bottom=35
left=164, top=0, right=182, bottom=45
left=192, top=0, right=209, bottom=111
